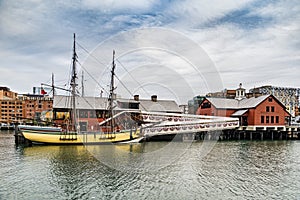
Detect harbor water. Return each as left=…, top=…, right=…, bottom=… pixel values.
left=1, top=130, right=300, bottom=199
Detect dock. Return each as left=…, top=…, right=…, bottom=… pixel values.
left=141, top=112, right=300, bottom=141
left=14, top=124, right=32, bottom=146
left=0, top=123, right=15, bottom=130
left=146, top=129, right=300, bottom=142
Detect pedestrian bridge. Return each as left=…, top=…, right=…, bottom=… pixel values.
left=139, top=111, right=239, bottom=137
left=99, top=111, right=239, bottom=137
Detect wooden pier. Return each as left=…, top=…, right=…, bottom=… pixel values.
left=14, top=125, right=32, bottom=146
left=146, top=127, right=300, bottom=142
left=142, top=112, right=300, bottom=142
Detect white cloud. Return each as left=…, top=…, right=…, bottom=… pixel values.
left=0, top=1, right=53, bottom=36
left=0, top=0, right=299, bottom=99
left=81, top=0, right=158, bottom=13
left=165, top=0, right=255, bottom=27
left=171, top=0, right=300, bottom=91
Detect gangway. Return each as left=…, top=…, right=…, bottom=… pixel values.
left=139, top=111, right=239, bottom=137
left=98, top=110, right=239, bottom=138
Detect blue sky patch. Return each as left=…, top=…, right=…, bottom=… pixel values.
left=207, top=8, right=273, bottom=30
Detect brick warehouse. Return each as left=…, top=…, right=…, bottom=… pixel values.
left=196, top=85, right=292, bottom=133
left=0, top=87, right=53, bottom=125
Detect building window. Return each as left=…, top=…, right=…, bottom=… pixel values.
left=98, top=110, right=108, bottom=118
left=271, top=116, right=274, bottom=123
left=89, top=111, right=97, bottom=118
left=276, top=116, right=279, bottom=123
left=271, top=106, right=275, bottom=112
left=79, top=110, right=88, bottom=118
left=261, top=116, right=264, bottom=123
left=201, top=102, right=211, bottom=109
left=266, top=116, right=269, bottom=123
left=268, top=97, right=273, bottom=102
left=266, top=106, right=270, bottom=112
left=129, top=103, right=139, bottom=109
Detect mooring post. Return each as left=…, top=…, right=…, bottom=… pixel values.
left=279, top=132, right=282, bottom=140
left=14, top=123, right=19, bottom=145
left=271, top=131, right=274, bottom=141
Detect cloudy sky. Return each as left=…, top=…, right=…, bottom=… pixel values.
left=0, top=0, right=299, bottom=103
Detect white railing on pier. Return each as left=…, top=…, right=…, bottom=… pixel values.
left=98, top=110, right=239, bottom=137
left=141, top=112, right=239, bottom=137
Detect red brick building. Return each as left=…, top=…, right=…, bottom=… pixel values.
left=0, top=87, right=53, bottom=125
left=196, top=94, right=291, bottom=129
left=53, top=95, right=182, bottom=132
left=20, top=94, right=53, bottom=122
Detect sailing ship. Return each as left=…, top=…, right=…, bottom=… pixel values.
left=18, top=34, right=141, bottom=144
left=17, top=34, right=240, bottom=145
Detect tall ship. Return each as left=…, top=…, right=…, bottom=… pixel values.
left=18, top=34, right=141, bottom=144
left=17, top=34, right=240, bottom=145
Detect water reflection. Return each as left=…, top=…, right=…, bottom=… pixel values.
left=192, top=141, right=300, bottom=199
left=2, top=130, right=300, bottom=199
left=85, top=141, right=198, bottom=173
left=20, top=144, right=150, bottom=199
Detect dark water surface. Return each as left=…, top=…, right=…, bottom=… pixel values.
left=1, top=130, right=300, bottom=199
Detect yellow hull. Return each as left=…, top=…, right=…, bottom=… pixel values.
left=21, top=129, right=140, bottom=144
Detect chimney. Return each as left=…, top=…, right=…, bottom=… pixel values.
left=151, top=95, right=157, bottom=102
left=134, top=94, right=139, bottom=101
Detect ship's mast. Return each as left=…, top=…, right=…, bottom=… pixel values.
left=70, top=33, right=78, bottom=132
left=51, top=73, right=55, bottom=98
left=81, top=71, right=85, bottom=97
left=108, top=50, right=116, bottom=133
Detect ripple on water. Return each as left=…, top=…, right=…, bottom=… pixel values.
left=1, top=134, right=300, bottom=199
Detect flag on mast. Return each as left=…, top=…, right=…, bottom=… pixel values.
left=41, top=88, right=47, bottom=95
